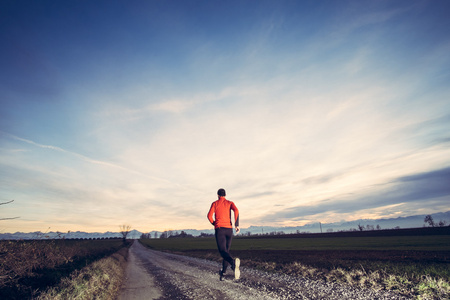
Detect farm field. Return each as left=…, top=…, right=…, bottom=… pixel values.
left=140, top=228, right=450, bottom=299
left=141, top=234, right=450, bottom=251
left=0, top=239, right=128, bottom=299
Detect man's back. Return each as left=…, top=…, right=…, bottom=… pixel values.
left=208, top=197, right=239, bottom=229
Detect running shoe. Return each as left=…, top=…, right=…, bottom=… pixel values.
left=234, top=258, right=240, bottom=280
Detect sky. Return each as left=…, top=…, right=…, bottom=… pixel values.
left=1, top=0, right=449, bottom=233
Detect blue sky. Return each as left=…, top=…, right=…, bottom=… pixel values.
left=1, top=0, right=449, bottom=233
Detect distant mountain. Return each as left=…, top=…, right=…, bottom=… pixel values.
left=143, top=228, right=216, bottom=238
left=1, top=211, right=449, bottom=240
left=123, top=211, right=450, bottom=238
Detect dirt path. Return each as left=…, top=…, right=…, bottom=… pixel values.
left=119, top=241, right=406, bottom=300
left=118, top=241, right=163, bottom=300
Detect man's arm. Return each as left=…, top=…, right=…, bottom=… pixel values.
left=231, top=202, right=239, bottom=233
left=207, top=202, right=216, bottom=225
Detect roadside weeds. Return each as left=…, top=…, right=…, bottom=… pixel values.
left=251, top=260, right=450, bottom=300
left=37, top=246, right=129, bottom=300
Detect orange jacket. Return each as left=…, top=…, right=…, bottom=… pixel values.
left=207, top=197, right=239, bottom=229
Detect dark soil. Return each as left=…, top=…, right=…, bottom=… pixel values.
left=180, top=249, right=450, bottom=279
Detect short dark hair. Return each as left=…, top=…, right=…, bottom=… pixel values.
left=217, top=188, right=226, bottom=197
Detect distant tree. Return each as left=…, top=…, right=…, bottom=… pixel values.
left=376, top=224, right=381, bottom=230
left=200, top=232, right=213, bottom=237
left=366, top=225, right=374, bottom=231
left=357, top=224, right=365, bottom=231
left=140, top=233, right=151, bottom=239
left=326, top=228, right=333, bottom=233
left=438, top=220, right=447, bottom=227
left=119, top=224, right=132, bottom=243
left=168, top=231, right=193, bottom=238
left=0, top=199, right=20, bottom=221
left=424, top=215, right=435, bottom=227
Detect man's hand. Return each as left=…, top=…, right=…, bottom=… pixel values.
left=235, top=226, right=240, bottom=234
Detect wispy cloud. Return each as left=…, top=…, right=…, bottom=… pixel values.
left=2, top=131, right=173, bottom=184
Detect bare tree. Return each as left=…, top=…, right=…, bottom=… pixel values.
left=0, top=200, right=20, bottom=221
left=357, top=223, right=365, bottom=231
left=424, top=215, right=435, bottom=227
left=119, top=224, right=132, bottom=243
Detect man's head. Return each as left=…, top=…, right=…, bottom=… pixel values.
left=217, top=188, right=226, bottom=197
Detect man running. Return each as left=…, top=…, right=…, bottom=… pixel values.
left=207, top=188, right=240, bottom=280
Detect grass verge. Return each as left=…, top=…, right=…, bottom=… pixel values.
left=36, top=246, right=128, bottom=300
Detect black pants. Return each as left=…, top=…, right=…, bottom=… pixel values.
left=215, top=227, right=234, bottom=272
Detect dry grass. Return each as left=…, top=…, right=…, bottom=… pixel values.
left=255, top=260, right=450, bottom=300
left=37, top=247, right=128, bottom=300
left=0, top=238, right=126, bottom=298
left=0, top=239, right=74, bottom=287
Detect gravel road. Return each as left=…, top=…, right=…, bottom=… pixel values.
left=119, top=241, right=408, bottom=300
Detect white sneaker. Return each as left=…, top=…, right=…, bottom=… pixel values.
left=234, top=258, right=240, bottom=280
